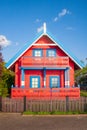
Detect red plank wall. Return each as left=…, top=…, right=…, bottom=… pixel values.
left=21, top=36, right=67, bottom=57
left=15, top=69, right=65, bottom=89
left=14, top=35, right=75, bottom=88
left=25, top=70, right=43, bottom=88
left=15, top=61, right=21, bottom=87
left=69, top=58, right=74, bottom=87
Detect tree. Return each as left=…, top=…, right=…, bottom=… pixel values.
left=0, top=46, right=15, bottom=97
left=0, top=46, right=3, bottom=81
left=2, top=63, right=15, bottom=95
left=0, top=62, right=15, bottom=97
left=75, top=66, right=87, bottom=89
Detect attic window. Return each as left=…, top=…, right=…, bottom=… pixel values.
left=33, top=49, right=43, bottom=57
left=47, top=49, right=56, bottom=57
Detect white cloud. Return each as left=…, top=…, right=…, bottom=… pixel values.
left=54, top=8, right=71, bottom=22
left=54, top=17, right=58, bottom=22
left=0, top=35, right=11, bottom=47
left=37, top=25, right=43, bottom=33
left=35, top=19, right=41, bottom=23
left=59, top=9, right=70, bottom=17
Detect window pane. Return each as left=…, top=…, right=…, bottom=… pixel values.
left=51, top=77, right=58, bottom=88
left=31, top=77, right=38, bottom=88
left=54, top=78, right=58, bottom=82
left=34, top=78, right=38, bottom=82
left=32, top=84, right=38, bottom=88
left=48, top=50, right=55, bottom=57
left=32, top=78, right=35, bottom=81
left=52, top=78, right=55, bottom=81
left=34, top=84, right=38, bottom=88
left=34, top=50, right=42, bottom=57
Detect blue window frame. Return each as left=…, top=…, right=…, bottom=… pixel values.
left=50, top=76, right=60, bottom=88
left=33, top=49, right=43, bottom=57
left=30, top=76, right=40, bottom=88
left=47, top=49, right=56, bottom=57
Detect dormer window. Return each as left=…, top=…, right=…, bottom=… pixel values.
left=47, top=49, right=56, bottom=57
left=33, top=49, right=43, bottom=57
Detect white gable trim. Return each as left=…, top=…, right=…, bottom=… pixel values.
left=7, top=33, right=44, bottom=69
left=33, top=43, right=57, bottom=46
left=45, top=33, right=83, bottom=69
left=6, top=32, right=83, bottom=69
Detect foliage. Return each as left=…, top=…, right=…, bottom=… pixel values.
left=0, top=46, right=14, bottom=97
left=23, top=111, right=87, bottom=115
left=75, top=66, right=87, bottom=87
left=80, top=91, right=87, bottom=97
left=0, top=62, right=15, bottom=97
left=0, top=46, right=3, bottom=81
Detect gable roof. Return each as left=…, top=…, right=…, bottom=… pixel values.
left=6, top=29, right=84, bottom=69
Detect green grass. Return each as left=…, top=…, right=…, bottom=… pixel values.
left=23, top=111, right=87, bottom=115
left=80, top=90, right=87, bottom=97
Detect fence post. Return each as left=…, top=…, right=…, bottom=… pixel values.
left=0, top=96, right=2, bottom=111
left=66, top=96, right=69, bottom=112
left=50, top=88, right=52, bottom=112
left=24, top=96, right=26, bottom=112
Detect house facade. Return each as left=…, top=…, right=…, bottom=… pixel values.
left=6, top=23, right=83, bottom=99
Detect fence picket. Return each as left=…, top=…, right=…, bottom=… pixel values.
left=0, top=97, right=87, bottom=113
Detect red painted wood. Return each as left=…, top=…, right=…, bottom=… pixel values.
left=11, top=88, right=80, bottom=99
left=60, top=70, right=64, bottom=88
left=11, top=35, right=80, bottom=98
left=15, top=61, right=21, bottom=87
left=21, top=57, right=69, bottom=68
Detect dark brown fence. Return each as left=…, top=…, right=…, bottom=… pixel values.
left=0, top=96, right=87, bottom=113
left=1, top=98, right=24, bottom=112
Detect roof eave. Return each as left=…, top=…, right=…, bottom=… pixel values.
left=6, top=31, right=44, bottom=69
left=45, top=32, right=84, bottom=69
left=6, top=31, right=84, bottom=70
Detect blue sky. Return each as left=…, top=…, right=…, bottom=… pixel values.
left=0, top=0, right=87, bottom=64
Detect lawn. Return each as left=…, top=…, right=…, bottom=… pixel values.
left=80, top=90, right=87, bottom=97
left=23, top=111, right=87, bottom=115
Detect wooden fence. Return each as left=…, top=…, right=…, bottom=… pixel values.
left=0, top=96, right=87, bottom=113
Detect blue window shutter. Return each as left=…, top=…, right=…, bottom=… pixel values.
left=21, top=69, right=24, bottom=81
left=50, top=76, right=52, bottom=88
left=38, top=76, right=40, bottom=88
left=30, top=76, right=32, bottom=88
left=47, top=49, right=49, bottom=57
left=58, top=76, right=60, bottom=88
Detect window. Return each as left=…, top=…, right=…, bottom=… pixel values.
left=30, top=76, right=40, bottom=88
left=47, top=49, right=56, bottom=57
left=50, top=76, right=60, bottom=88
left=33, top=49, right=42, bottom=57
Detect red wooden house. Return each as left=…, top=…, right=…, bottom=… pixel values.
left=6, top=23, right=83, bottom=99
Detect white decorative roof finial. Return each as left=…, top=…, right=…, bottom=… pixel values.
left=43, top=22, right=46, bottom=34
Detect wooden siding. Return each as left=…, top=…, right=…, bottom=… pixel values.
left=13, top=34, right=76, bottom=98
left=11, top=88, right=80, bottom=99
